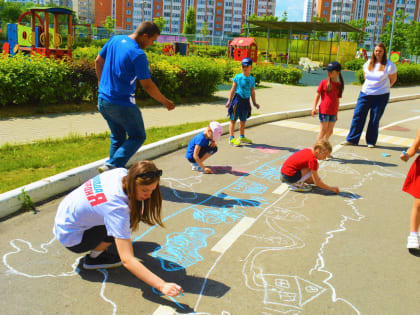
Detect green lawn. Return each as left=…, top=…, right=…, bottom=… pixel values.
left=1, top=120, right=229, bottom=193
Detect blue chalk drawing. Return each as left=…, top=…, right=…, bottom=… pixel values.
left=216, top=193, right=268, bottom=208
left=133, top=157, right=288, bottom=243
left=152, top=227, right=215, bottom=271
left=228, top=180, right=268, bottom=195
left=192, top=194, right=269, bottom=224
left=193, top=206, right=246, bottom=224
left=250, top=164, right=281, bottom=183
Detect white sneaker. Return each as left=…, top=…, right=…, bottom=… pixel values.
left=367, top=144, right=375, bottom=148
left=98, top=164, right=114, bottom=173
left=191, top=163, right=203, bottom=172
left=407, top=235, right=420, bottom=249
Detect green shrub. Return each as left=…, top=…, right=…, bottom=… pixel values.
left=0, top=53, right=74, bottom=106
left=164, top=54, right=224, bottom=97
left=135, top=57, right=182, bottom=102
left=251, top=64, right=302, bottom=85
left=345, top=58, right=366, bottom=71
left=72, top=46, right=101, bottom=61
left=356, top=63, right=420, bottom=86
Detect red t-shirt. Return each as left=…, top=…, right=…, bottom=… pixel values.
left=317, top=79, right=342, bottom=115
left=281, top=148, right=319, bottom=176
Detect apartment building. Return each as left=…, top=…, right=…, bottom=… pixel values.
left=73, top=0, right=95, bottom=24
left=94, top=0, right=276, bottom=36
left=310, top=0, right=420, bottom=49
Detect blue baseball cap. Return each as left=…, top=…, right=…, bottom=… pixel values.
left=325, top=61, right=341, bottom=71
left=241, top=57, right=252, bottom=66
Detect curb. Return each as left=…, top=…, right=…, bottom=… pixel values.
left=1, top=93, right=419, bottom=218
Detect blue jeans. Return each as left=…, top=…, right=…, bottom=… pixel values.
left=187, top=146, right=218, bottom=163
left=98, top=98, right=146, bottom=168
left=346, top=92, right=390, bottom=146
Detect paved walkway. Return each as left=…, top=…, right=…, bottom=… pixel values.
left=1, top=84, right=419, bottom=146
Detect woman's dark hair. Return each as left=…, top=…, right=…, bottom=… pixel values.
left=122, top=160, right=164, bottom=231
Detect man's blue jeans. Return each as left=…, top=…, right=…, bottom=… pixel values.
left=98, top=98, right=146, bottom=168
left=346, top=92, right=390, bottom=146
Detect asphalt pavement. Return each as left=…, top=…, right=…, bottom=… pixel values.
left=1, top=98, right=420, bottom=314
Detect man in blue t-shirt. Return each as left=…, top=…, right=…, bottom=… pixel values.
left=95, top=21, right=175, bottom=172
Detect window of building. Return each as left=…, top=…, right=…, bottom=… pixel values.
left=126, top=25, right=131, bottom=29
left=156, top=5, right=160, bottom=9
left=156, top=12, right=161, bottom=16
left=324, top=10, right=328, bottom=15
left=324, top=2, right=329, bottom=7
left=126, top=10, right=131, bottom=14
left=217, top=9, right=221, bottom=14
left=126, top=17, right=131, bottom=22
left=127, top=2, right=131, bottom=6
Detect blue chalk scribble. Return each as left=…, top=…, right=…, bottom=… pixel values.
left=152, top=227, right=215, bottom=271
left=250, top=165, right=281, bottom=183
left=228, top=180, right=267, bottom=194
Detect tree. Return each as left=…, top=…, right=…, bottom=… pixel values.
left=406, top=21, right=420, bottom=61
left=153, top=17, right=167, bottom=32
left=0, top=0, right=25, bottom=25
left=346, top=19, right=371, bottom=45
left=311, top=16, right=327, bottom=40
left=102, top=16, right=116, bottom=35
left=244, top=14, right=281, bottom=38
left=183, top=6, right=196, bottom=34
left=280, top=11, right=287, bottom=22
left=379, top=9, right=409, bottom=53
left=200, top=21, right=209, bottom=38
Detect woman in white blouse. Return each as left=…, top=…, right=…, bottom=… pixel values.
left=343, top=42, right=398, bottom=148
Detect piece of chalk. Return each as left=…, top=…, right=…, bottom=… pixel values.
left=381, top=153, right=390, bottom=157
left=403, top=151, right=407, bottom=156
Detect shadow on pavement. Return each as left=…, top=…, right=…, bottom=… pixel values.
left=208, top=165, right=250, bottom=176
left=331, top=157, right=398, bottom=167
left=408, top=248, right=420, bottom=257
left=161, top=186, right=262, bottom=208
left=244, top=143, right=299, bottom=154
left=296, top=186, right=363, bottom=198
left=77, top=241, right=229, bottom=313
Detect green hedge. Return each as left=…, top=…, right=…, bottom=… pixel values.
left=356, top=63, right=420, bottom=86
left=0, top=53, right=91, bottom=106
left=345, top=58, right=366, bottom=71
left=0, top=50, right=303, bottom=108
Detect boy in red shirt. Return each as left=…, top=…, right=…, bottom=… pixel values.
left=281, top=140, right=339, bottom=193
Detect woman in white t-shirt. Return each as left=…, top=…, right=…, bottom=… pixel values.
left=343, top=42, right=398, bottom=148
left=54, top=160, right=183, bottom=297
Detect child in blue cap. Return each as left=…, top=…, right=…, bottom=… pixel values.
left=225, top=57, right=260, bottom=146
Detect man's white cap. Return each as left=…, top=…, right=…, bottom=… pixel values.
left=209, top=121, right=223, bottom=143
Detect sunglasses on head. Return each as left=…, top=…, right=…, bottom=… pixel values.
left=135, top=169, right=163, bottom=179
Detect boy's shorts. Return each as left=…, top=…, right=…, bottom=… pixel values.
left=187, top=146, right=218, bottom=163
left=318, top=113, right=337, bottom=122
left=229, top=94, right=250, bottom=122
left=280, top=170, right=302, bottom=184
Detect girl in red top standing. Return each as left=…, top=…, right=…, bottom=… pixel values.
left=400, top=128, right=420, bottom=249
left=312, top=61, right=344, bottom=141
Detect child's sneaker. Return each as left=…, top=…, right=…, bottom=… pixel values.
left=83, top=251, right=122, bottom=270
left=289, top=183, right=312, bottom=192
left=191, top=163, right=203, bottom=172
left=229, top=138, right=241, bottom=146
left=407, top=235, right=420, bottom=249
left=239, top=136, right=252, bottom=144
left=98, top=164, right=115, bottom=173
